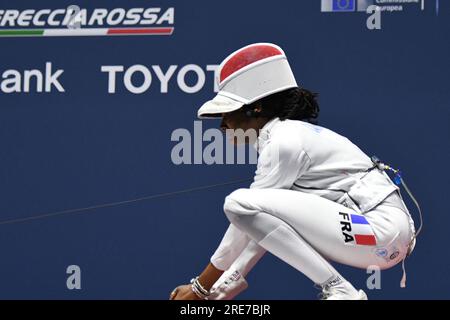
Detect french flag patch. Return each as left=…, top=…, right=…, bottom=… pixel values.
left=339, top=212, right=377, bottom=246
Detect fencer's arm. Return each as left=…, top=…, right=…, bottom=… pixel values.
left=204, top=223, right=261, bottom=300
left=196, top=262, right=225, bottom=291
left=218, top=134, right=311, bottom=274
left=209, top=240, right=266, bottom=300
left=211, top=131, right=310, bottom=271
left=209, top=133, right=312, bottom=299
left=190, top=217, right=261, bottom=297
left=178, top=134, right=311, bottom=299
left=250, top=132, right=310, bottom=190
left=192, top=224, right=251, bottom=292
left=210, top=223, right=252, bottom=271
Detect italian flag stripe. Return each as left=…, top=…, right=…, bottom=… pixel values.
left=0, top=27, right=174, bottom=37
left=107, top=27, right=174, bottom=35
left=0, top=29, right=44, bottom=36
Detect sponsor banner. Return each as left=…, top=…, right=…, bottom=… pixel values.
left=0, top=7, right=175, bottom=37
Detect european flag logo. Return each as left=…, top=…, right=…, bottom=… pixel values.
left=333, top=0, right=356, bottom=11
left=321, top=0, right=356, bottom=12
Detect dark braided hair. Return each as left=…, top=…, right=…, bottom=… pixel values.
left=244, top=87, right=320, bottom=124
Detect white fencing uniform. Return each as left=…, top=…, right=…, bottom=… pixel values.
left=209, top=117, right=415, bottom=299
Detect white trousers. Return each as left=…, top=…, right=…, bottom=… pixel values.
left=223, top=188, right=414, bottom=286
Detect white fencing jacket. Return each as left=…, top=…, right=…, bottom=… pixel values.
left=211, top=117, right=402, bottom=270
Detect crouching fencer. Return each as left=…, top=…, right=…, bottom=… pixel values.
left=170, top=43, right=418, bottom=300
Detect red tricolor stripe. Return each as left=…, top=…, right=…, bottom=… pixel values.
left=220, top=45, right=282, bottom=83
left=355, top=234, right=377, bottom=246
left=107, top=27, right=174, bottom=35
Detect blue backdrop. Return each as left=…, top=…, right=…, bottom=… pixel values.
left=0, top=0, right=448, bottom=299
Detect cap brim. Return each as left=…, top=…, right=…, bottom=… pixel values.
left=197, top=93, right=245, bottom=119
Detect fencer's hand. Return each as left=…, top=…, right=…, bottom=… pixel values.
left=169, top=284, right=202, bottom=300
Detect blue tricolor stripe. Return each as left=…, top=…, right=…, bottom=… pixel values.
left=351, top=214, right=369, bottom=225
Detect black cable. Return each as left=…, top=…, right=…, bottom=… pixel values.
left=0, top=177, right=252, bottom=226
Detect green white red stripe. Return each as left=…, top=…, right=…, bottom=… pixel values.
left=0, top=27, right=174, bottom=37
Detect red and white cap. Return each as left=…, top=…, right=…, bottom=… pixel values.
left=197, top=43, right=298, bottom=119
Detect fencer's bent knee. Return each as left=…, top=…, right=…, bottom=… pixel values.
left=223, top=188, right=259, bottom=221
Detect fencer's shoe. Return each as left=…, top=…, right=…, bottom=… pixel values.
left=320, top=282, right=368, bottom=300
